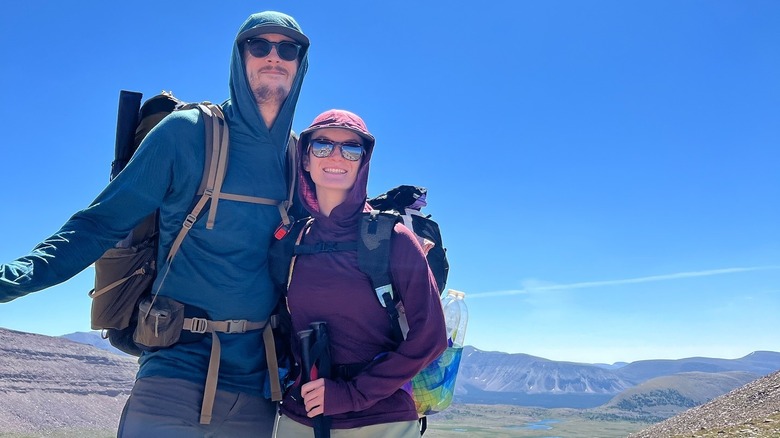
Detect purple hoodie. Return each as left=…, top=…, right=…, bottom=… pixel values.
left=279, top=110, right=447, bottom=428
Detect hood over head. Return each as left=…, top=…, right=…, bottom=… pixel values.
left=224, top=11, right=309, bottom=148
left=297, top=109, right=376, bottom=222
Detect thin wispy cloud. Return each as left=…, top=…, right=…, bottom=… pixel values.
left=468, top=266, right=780, bottom=299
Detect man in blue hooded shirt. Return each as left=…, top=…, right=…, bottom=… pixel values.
left=0, top=11, right=308, bottom=437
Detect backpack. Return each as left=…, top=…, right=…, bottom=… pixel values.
left=268, top=185, right=457, bottom=432
left=367, top=185, right=449, bottom=296
left=87, top=90, right=298, bottom=424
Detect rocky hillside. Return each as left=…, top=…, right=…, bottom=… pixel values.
left=629, top=370, right=780, bottom=437
left=0, top=328, right=136, bottom=434
left=591, top=371, right=758, bottom=422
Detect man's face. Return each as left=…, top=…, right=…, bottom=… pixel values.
left=243, top=33, right=299, bottom=105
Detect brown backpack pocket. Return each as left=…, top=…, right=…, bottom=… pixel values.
left=133, top=295, right=186, bottom=350
left=89, top=240, right=156, bottom=330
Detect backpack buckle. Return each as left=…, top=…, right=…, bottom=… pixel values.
left=183, top=214, right=197, bottom=229
left=375, top=284, right=394, bottom=308
left=189, top=317, right=208, bottom=334
left=226, top=320, right=247, bottom=334
left=274, top=218, right=294, bottom=240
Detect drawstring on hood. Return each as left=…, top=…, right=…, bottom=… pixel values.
left=297, top=110, right=376, bottom=224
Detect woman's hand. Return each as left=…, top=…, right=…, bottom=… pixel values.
left=301, top=378, right=326, bottom=417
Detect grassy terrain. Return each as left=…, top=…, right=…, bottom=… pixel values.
left=0, top=430, right=113, bottom=438
left=425, top=404, right=653, bottom=438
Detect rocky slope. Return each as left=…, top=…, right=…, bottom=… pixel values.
left=629, top=370, right=780, bottom=437
left=0, top=328, right=137, bottom=434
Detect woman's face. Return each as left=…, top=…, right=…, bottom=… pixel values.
left=304, top=127, right=364, bottom=195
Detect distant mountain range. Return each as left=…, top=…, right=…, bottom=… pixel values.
left=1, top=327, right=779, bottom=434
left=61, top=331, right=126, bottom=356
left=456, top=346, right=780, bottom=408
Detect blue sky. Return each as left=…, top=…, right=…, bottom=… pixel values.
left=0, top=1, right=778, bottom=364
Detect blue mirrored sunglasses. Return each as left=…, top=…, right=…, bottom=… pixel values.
left=308, top=139, right=365, bottom=161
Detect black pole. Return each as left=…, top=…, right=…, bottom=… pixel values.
left=111, top=91, right=142, bottom=180
left=298, top=329, right=313, bottom=384
left=308, top=322, right=331, bottom=438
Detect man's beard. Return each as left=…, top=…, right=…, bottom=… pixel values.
left=253, top=84, right=290, bottom=106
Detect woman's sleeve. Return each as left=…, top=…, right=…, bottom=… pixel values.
left=322, top=224, right=447, bottom=415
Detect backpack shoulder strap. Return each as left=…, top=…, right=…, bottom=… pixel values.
left=358, top=210, right=405, bottom=342
left=272, top=132, right=299, bottom=239
left=165, top=103, right=227, bottom=263
left=286, top=218, right=315, bottom=289
left=269, top=217, right=312, bottom=292
left=286, top=131, right=298, bottom=213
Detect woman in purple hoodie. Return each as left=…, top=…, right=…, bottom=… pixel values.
left=275, top=109, right=447, bottom=437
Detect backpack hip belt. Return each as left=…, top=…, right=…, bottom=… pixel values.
left=181, top=316, right=281, bottom=425
left=133, top=292, right=282, bottom=425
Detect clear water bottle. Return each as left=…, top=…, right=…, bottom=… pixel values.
left=441, top=289, right=460, bottom=347
left=452, top=290, right=468, bottom=348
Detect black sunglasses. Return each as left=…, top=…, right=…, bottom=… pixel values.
left=245, top=38, right=301, bottom=61
left=309, top=139, right=365, bottom=161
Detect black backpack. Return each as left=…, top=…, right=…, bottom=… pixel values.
left=367, top=185, right=449, bottom=296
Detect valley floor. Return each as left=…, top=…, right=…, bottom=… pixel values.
left=425, top=403, right=652, bottom=438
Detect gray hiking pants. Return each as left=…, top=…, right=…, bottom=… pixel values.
left=117, top=376, right=275, bottom=438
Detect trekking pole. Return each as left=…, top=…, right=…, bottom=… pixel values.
left=298, top=329, right=313, bottom=384
left=297, top=328, right=325, bottom=438
left=309, top=322, right=332, bottom=438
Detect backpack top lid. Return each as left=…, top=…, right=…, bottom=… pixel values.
left=368, top=185, right=428, bottom=212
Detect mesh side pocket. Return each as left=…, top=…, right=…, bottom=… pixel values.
left=90, top=240, right=156, bottom=330
left=411, top=346, right=463, bottom=415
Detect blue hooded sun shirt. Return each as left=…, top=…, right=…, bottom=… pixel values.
left=0, top=11, right=309, bottom=397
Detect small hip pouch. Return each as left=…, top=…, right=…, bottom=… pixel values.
left=133, top=295, right=210, bottom=351
left=133, top=295, right=186, bottom=350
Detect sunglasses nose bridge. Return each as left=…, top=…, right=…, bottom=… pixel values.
left=323, top=144, right=347, bottom=160
left=263, top=44, right=282, bottom=61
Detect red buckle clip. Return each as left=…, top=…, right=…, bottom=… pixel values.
left=274, top=220, right=293, bottom=240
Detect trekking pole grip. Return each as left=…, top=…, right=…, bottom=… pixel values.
left=298, top=329, right=314, bottom=383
